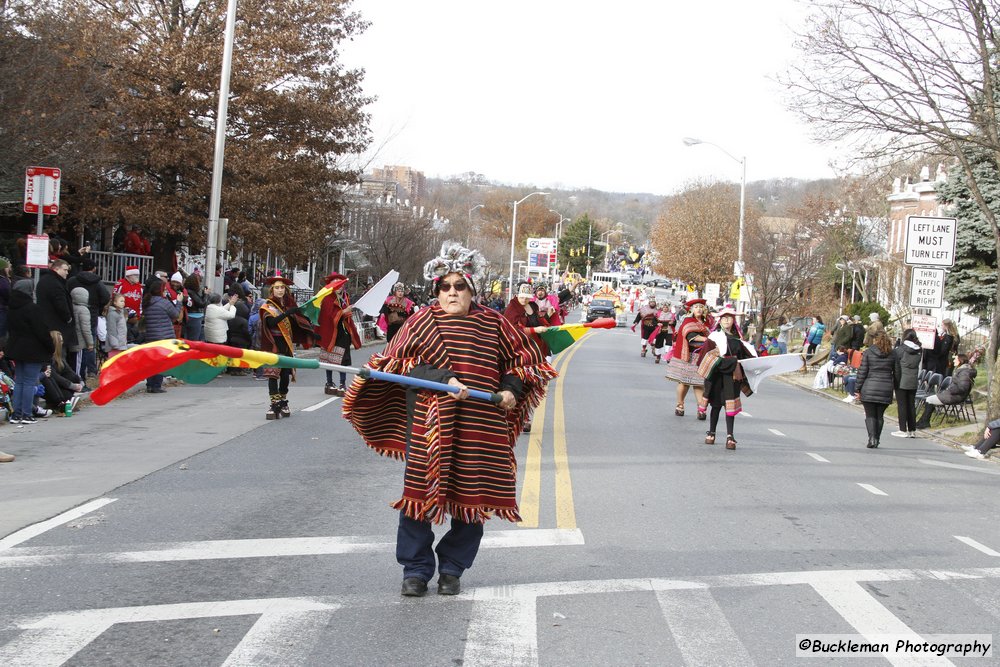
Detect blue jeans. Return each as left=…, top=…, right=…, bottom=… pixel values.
left=12, top=361, right=42, bottom=418
left=396, top=512, right=484, bottom=582
left=184, top=314, right=205, bottom=341
left=777, top=342, right=788, bottom=355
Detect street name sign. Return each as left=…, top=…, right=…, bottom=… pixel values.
left=24, top=166, right=61, bottom=215
left=903, top=215, right=956, bottom=267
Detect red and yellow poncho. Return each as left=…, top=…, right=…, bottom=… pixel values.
left=343, top=303, right=557, bottom=524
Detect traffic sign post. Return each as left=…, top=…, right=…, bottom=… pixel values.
left=24, top=166, right=61, bottom=287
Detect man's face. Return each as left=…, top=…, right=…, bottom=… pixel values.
left=126, top=275, right=139, bottom=284
left=438, top=273, right=472, bottom=316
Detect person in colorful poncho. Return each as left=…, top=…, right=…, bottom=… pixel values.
left=317, top=272, right=361, bottom=396
left=259, top=275, right=315, bottom=420
left=695, top=306, right=756, bottom=449
left=376, top=282, right=415, bottom=343
left=664, top=298, right=712, bottom=418
left=631, top=294, right=659, bottom=359
left=343, top=242, right=557, bottom=598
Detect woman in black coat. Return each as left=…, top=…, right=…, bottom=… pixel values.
left=891, top=329, right=921, bottom=438
left=6, top=281, right=56, bottom=423
left=855, top=331, right=896, bottom=448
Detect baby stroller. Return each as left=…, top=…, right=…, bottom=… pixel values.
left=0, top=370, right=12, bottom=423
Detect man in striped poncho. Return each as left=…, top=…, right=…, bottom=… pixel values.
left=343, top=243, right=557, bottom=597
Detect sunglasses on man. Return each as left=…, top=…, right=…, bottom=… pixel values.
left=438, top=279, right=468, bottom=293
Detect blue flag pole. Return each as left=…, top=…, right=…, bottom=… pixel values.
left=316, top=362, right=502, bottom=404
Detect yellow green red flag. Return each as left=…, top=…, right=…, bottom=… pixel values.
left=299, top=278, right=348, bottom=325
left=538, top=318, right=616, bottom=355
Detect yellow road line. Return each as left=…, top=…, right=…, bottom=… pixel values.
left=553, top=334, right=592, bottom=529
left=517, top=392, right=546, bottom=528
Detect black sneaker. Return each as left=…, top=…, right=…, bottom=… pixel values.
left=437, top=574, right=461, bottom=596
left=20, top=416, right=37, bottom=425
left=400, top=577, right=428, bottom=597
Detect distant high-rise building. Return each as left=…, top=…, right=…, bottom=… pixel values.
left=370, top=165, right=426, bottom=204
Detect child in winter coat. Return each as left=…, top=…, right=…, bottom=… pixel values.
left=70, top=286, right=97, bottom=382
left=104, top=293, right=130, bottom=359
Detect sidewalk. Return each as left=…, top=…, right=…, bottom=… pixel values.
left=776, top=367, right=985, bottom=450
left=0, top=335, right=388, bottom=539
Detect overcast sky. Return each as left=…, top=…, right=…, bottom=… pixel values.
left=342, top=0, right=841, bottom=196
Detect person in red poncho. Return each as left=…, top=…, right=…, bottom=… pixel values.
left=664, top=298, right=711, bottom=419
left=259, top=275, right=315, bottom=420
left=343, top=242, right=557, bottom=598
left=317, top=272, right=360, bottom=396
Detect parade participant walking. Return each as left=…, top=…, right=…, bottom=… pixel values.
left=665, top=298, right=711, bottom=418
left=259, top=275, right=315, bottom=418
left=504, top=282, right=551, bottom=356
left=651, top=304, right=676, bottom=363
left=855, top=330, right=896, bottom=448
left=890, top=329, right=921, bottom=438
left=377, top=281, right=415, bottom=343
left=343, top=242, right=556, bottom=597
left=631, top=295, right=659, bottom=359
left=317, top=273, right=361, bottom=396
left=113, top=265, right=144, bottom=316
left=696, top=306, right=755, bottom=449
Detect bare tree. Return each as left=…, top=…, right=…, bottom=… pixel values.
left=351, top=207, right=443, bottom=285
left=783, top=0, right=1000, bottom=415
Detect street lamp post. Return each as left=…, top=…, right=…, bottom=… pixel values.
left=205, top=0, right=239, bottom=295
left=549, top=209, right=568, bottom=284
left=507, top=191, right=548, bottom=300
left=683, top=137, right=746, bottom=275
left=467, top=203, right=484, bottom=246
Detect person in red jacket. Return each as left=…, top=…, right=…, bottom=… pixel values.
left=317, top=272, right=361, bottom=396
left=113, top=266, right=144, bottom=316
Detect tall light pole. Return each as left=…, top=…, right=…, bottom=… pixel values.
left=206, top=0, right=239, bottom=295
left=467, top=203, right=484, bottom=246
left=683, top=137, right=746, bottom=275
left=507, top=191, right=548, bottom=300
left=549, top=209, right=568, bottom=284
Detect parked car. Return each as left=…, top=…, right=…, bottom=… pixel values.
left=586, top=298, right=617, bottom=322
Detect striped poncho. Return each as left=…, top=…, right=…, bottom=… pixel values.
left=343, top=303, right=558, bottom=524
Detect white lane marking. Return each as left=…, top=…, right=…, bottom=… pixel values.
left=806, top=453, right=830, bottom=463
left=919, top=459, right=1000, bottom=475
left=0, top=498, right=117, bottom=551
left=857, top=483, right=888, bottom=496
left=0, top=528, right=585, bottom=568
left=656, top=587, right=754, bottom=667
left=809, top=580, right=952, bottom=667
left=302, top=396, right=339, bottom=412
left=954, top=536, right=1000, bottom=557
left=768, top=428, right=785, bottom=437
left=740, top=411, right=752, bottom=418
left=463, top=598, right=539, bottom=667
left=0, top=597, right=337, bottom=667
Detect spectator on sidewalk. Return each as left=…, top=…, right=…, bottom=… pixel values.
left=849, top=314, right=866, bottom=351
left=40, top=350, right=85, bottom=416
left=776, top=316, right=794, bottom=355
left=891, top=329, right=921, bottom=438
left=183, top=274, right=208, bottom=342
left=141, top=279, right=182, bottom=393
left=863, top=311, right=884, bottom=347
left=0, top=258, right=11, bottom=342
left=67, top=257, right=110, bottom=342
left=805, top=316, right=826, bottom=358
left=831, top=314, right=853, bottom=352
left=70, top=287, right=97, bottom=384
left=964, top=418, right=1000, bottom=460
left=36, top=259, right=77, bottom=364
left=915, top=352, right=978, bottom=429
left=6, top=280, right=55, bottom=425
left=855, top=330, right=896, bottom=448
left=114, top=265, right=145, bottom=316
left=205, top=292, right=238, bottom=344
left=104, top=294, right=130, bottom=359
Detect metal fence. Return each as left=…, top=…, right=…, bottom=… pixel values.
left=89, top=251, right=154, bottom=286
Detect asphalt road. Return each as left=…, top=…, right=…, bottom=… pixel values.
left=1, top=303, right=999, bottom=666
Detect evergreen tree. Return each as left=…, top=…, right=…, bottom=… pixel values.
left=936, top=152, right=1000, bottom=316
left=557, top=215, right=605, bottom=275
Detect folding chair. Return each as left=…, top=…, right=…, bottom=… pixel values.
left=915, top=373, right=942, bottom=410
